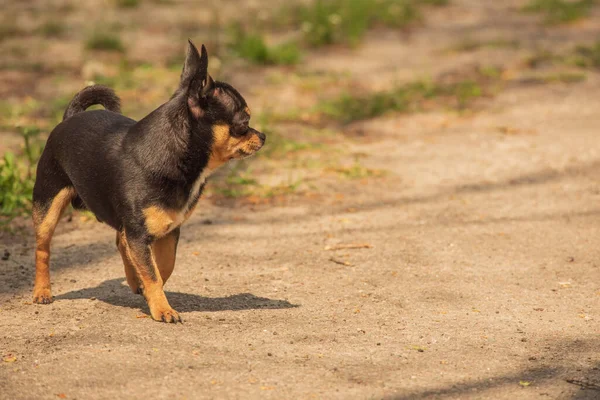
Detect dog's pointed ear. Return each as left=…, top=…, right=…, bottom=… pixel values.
left=180, top=40, right=208, bottom=87
left=183, top=42, right=217, bottom=119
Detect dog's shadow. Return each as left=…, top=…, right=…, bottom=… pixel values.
left=54, top=278, right=298, bottom=313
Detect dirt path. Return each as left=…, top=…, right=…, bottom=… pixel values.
left=2, top=1, right=600, bottom=399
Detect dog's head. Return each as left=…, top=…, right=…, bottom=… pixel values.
left=179, top=40, right=266, bottom=170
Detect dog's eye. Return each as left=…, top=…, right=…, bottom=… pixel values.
left=233, top=126, right=248, bottom=137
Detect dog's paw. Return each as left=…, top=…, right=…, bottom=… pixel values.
left=32, top=288, right=53, bottom=304
left=150, top=307, right=182, bottom=324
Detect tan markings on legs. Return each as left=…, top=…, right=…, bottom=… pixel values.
left=143, top=206, right=179, bottom=238
left=32, top=187, right=76, bottom=304
left=152, top=232, right=178, bottom=285
left=124, top=236, right=181, bottom=323
left=116, top=231, right=141, bottom=294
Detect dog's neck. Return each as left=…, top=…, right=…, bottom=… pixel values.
left=126, top=94, right=213, bottom=188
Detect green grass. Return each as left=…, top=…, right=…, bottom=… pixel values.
left=229, top=25, right=301, bottom=65
left=254, top=113, right=319, bottom=158
left=299, top=0, right=420, bottom=47
left=39, top=21, right=66, bottom=38
left=85, top=32, right=126, bottom=52
left=532, top=71, right=587, bottom=83
left=213, top=163, right=303, bottom=199
left=331, top=161, right=386, bottom=179
left=116, top=0, right=140, bottom=8
left=316, top=76, right=490, bottom=123
left=215, top=173, right=302, bottom=199
left=0, top=21, right=22, bottom=42
left=524, top=50, right=560, bottom=68
left=522, top=0, right=596, bottom=24
left=214, top=170, right=260, bottom=198
left=228, top=0, right=451, bottom=59
left=574, top=41, right=600, bottom=68
left=452, top=38, right=520, bottom=52
left=525, top=42, right=600, bottom=70
left=260, top=130, right=316, bottom=159
left=420, top=0, right=449, bottom=5
left=0, top=127, right=45, bottom=221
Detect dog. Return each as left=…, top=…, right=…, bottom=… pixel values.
left=31, top=40, right=265, bottom=323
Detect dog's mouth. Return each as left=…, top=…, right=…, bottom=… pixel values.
left=236, top=149, right=254, bottom=157
left=235, top=145, right=263, bottom=159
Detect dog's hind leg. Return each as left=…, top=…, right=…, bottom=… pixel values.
left=32, top=170, right=76, bottom=304
left=152, top=228, right=180, bottom=286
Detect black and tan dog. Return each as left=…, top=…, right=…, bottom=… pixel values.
left=31, top=41, right=265, bottom=323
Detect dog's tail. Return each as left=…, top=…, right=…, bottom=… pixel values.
left=62, top=85, right=121, bottom=121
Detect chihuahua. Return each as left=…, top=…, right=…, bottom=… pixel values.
left=31, top=40, right=265, bottom=323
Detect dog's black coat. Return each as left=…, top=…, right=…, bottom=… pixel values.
left=31, top=41, right=265, bottom=322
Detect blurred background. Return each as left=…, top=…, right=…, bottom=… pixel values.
left=1, top=0, right=599, bottom=234
left=2, top=2, right=600, bottom=397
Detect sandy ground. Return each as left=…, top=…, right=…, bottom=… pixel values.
left=2, top=1, right=600, bottom=399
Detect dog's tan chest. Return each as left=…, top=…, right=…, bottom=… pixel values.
left=143, top=168, right=211, bottom=237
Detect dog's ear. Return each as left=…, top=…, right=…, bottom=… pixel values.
left=180, top=40, right=207, bottom=87
left=183, top=41, right=217, bottom=118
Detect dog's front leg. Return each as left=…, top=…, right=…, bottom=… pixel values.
left=122, top=230, right=182, bottom=323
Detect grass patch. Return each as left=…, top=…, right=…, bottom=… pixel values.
left=525, top=42, right=600, bottom=70
left=85, top=32, right=125, bottom=52
left=116, top=0, right=140, bottom=8
left=574, top=41, right=600, bottom=68
left=39, top=21, right=66, bottom=38
left=0, top=21, right=23, bottom=42
left=260, top=130, right=316, bottom=159
left=524, top=50, right=560, bottom=68
left=529, top=71, right=587, bottom=83
left=214, top=170, right=260, bottom=198
left=316, top=75, right=489, bottom=123
left=0, top=127, right=45, bottom=221
left=255, top=113, right=319, bottom=158
left=229, top=0, right=450, bottom=56
left=330, top=160, right=387, bottom=179
left=229, top=25, right=301, bottom=65
left=420, top=0, right=449, bottom=4
left=452, top=38, right=520, bottom=52
left=522, top=0, right=596, bottom=24
left=299, top=0, right=421, bottom=47
left=213, top=167, right=302, bottom=199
